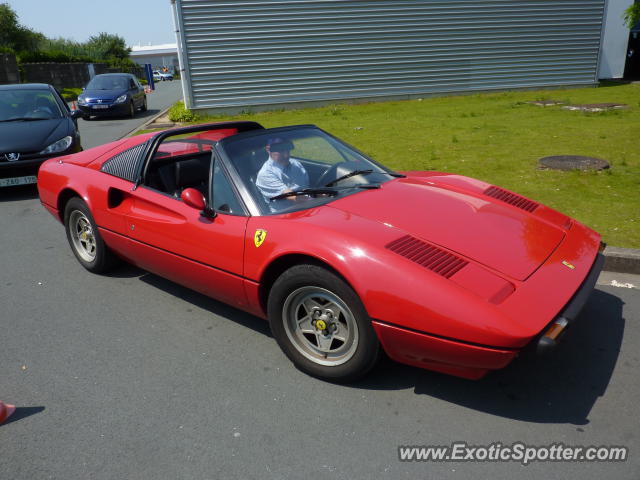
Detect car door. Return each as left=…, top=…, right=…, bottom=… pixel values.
left=134, top=77, right=145, bottom=105
left=128, top=77, right=140, bottom=108
left=119, top=140, right=250, bottom=309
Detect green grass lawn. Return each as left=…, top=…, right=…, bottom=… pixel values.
left=152, top=83, right=640, bottom=248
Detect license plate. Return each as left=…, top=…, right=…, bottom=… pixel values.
left=93, top=105, right=109, bottom=109
left=0, top=175, right=37, bottom=187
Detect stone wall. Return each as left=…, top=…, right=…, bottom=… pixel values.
left=20, top=63, right=144, bottom=89
left=21, top=63, right=93, bottom=89
left=0, top=53, right=20, bottom=85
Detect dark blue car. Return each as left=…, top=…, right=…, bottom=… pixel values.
left=77, top=73, right=147, bottom=120
left=0, top=83, right=82, bottom=188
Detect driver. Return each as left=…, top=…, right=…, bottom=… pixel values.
left=256, top=137, right=309, bottom=201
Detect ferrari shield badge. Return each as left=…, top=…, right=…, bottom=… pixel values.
left=254, top=229, right=267, bottom=248
left=562, top=260, right=576, bottom=270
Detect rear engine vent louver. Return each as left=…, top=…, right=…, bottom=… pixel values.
left=483, top=186, right=539, bottom=212
left=385, top=235, right=468, bottom=278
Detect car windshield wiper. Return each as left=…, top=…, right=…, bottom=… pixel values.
left=0, top=117, right=46, bottom=122
left=324, top=169, right=374, bottom=187
left=270, top=188, right=338, bottom=201
left=385, top=172, right=406, bottom=178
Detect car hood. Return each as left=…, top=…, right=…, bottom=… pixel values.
left=327, top=177, right=565, bottom=280
left=0, top=118, right=70, bottom=153
left=81, top=88, right=128, bottom=101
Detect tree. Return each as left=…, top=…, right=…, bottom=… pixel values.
left=85, top=32, right=131, bottom=61
left=0, top=3, right=20, bottom=48
left=623, top=2, right=640, bottom=29
left=0, top=2, right=44, bottom=52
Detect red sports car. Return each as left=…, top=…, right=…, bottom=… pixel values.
left=38, top=122, right=604, bottom=382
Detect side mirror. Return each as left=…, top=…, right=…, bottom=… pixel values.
left=181, top=188, right=216, bottom=218
left=70, top=110, right=82, bottom=119
left=181, top=188, right=206, bottom=210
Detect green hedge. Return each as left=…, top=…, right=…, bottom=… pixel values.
left=168, top=101, right=200, bottom=123
left=18, top=50, right=93, bottom=63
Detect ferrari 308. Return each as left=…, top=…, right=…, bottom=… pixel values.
left=38, top=122, right=604, bottom=382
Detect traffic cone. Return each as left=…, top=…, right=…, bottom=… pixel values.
left=0, top=401, right=16, bottom=424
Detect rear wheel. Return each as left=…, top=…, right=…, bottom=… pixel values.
left=268, top=264, right=380, bottom=382
left=64, top=198, right=117, bottom=273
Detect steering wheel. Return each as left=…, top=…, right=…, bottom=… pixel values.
left=314, top=161, right=361, bottom=188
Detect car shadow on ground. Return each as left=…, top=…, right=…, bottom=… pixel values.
left=134, top=270, right=272, bottom=338
left=354, top=289, right=625, bottom=425
left=82, top=109, right=161, bottom=123
left=0, top=185, right=39, bottom=202
left=1, top=406, right=45, bottom=426
left=110, top=264, right=624, bottom=424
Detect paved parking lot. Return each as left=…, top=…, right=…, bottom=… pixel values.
left=76, top=80, right=182, bottom=149
left=0, top=90, right=638, bottom=478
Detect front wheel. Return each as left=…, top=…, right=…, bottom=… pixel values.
left=268, top=265, right=380, bottom=382
left=64, top=198, right=117, bottom=273
left=141, top=96, right=147, bottom=112
left=128, top=101, right=135, bottom=118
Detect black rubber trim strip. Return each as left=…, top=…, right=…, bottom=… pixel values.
left=371, top=318, right=520, bottom=352
left=0, top=158, right=47, bottom=169
left=559, top=252, right=604, bottom=321
left=524, top=252, right=604, bottom=356
left=99, top=225, right=259, bottom=284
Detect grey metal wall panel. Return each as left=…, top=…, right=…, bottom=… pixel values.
left=175, top=0, right=605, bottom=109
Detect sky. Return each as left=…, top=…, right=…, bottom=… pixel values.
left=4, top=0, right=177, bottom=47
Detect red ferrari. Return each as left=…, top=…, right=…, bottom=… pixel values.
left=38, top=122, right=604, bottom=382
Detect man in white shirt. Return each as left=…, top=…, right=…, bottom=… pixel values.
left=256, top=137, right=309, bottom=201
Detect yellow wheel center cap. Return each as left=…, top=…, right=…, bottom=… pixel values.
left=315, top=319, right=327, bottom=331
left=81, top=232, right=88, bottom=241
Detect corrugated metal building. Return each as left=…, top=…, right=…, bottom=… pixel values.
left=171, top=0, right=629, bottom=112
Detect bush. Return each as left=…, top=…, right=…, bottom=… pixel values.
left=168, top=101, right=200, bottom=123
left=18, top=50, right=93, bottom=63
left=107, top=57, right=139, bottom=71
left=18, top=49, right=93, bottom=63
left=60, top=87, right=82, bottom=102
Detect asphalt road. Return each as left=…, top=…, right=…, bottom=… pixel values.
left=0, top=105, right=639, bottom=478
left=77, top=79, right=182, bottom=149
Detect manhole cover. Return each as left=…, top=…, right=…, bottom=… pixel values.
left=562, top=103, right=628, bottom=112
left=539, top=155, right=610, bottom=171
left=528, top=100, right=565, bottom=107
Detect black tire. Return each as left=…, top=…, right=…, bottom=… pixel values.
left=141, top=96, right=148, bottom=112
left=128, top=101, right=135, bottom=118
left=64, top=197, right=117, bottom=273
left=83, top=115, right=91, bottom=121
left=268, top=264, right=380, bottom=382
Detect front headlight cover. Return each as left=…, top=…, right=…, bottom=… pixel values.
left=39, top=136, right=73, bottom=155
left=115, top=94, right=128, bottom=104
left=77, top=96, right=87, bottom=105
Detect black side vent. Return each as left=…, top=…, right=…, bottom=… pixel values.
left=385, top=235, right=467, bottom=279
left=101, top=143, right=146, bottom=182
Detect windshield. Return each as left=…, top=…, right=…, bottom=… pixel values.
left=221, top=127, right=395, bottom=215
left=0, top=89, right=63, bottom=121
left=86, top=75, right=128, bottom=90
